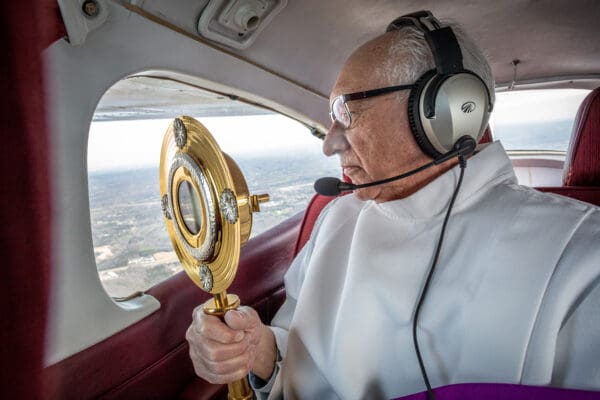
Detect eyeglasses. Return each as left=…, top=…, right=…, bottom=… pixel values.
left=329, top=84, right=414, bottom=129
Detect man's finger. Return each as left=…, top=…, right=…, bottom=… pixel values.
left=204, top=365, right=252, bottom=385
left=193, top=314, right=245, bottom=344
left=195, top=334, right=251, bottom=362
left=202, top=355, right=250, bottom=383
left=224, top=307, right=259, bottom=331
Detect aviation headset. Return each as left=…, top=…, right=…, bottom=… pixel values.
left=386, top=10, right=493, bottom=160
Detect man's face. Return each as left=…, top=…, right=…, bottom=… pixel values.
left=323, top=34, right=433, bottom=203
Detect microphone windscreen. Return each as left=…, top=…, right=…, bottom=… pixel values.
left=314, top=177, right=342, bottom=196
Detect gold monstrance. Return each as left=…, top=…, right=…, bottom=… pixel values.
left=159, top=116, right=268, bottom=400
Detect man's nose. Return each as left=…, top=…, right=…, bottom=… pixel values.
left=323, top=122, right=350, bottom=156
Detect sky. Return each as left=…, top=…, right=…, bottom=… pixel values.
left=87, top=114, right=325, bottom=172
left=491, top=89, right=589, bottom=125
left=88, top=89, right=590, bottom=172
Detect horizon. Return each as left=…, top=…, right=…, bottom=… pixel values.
left=87, top=88, right=588, bottom=173
left=87, top=114, right=325, bottom=173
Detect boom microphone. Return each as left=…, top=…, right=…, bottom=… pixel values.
left=314, top=136, right=476, bottom=196
left=313, top=177, right=355, bottom=196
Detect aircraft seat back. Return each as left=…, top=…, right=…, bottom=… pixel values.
left=563, top=87, right=600, bottom=186
left=539, top=87, right=600, bottom=206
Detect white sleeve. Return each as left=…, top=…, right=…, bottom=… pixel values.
left=521, top=207, right=600, bottom=388
left=269, top=237, right=313, bottom=356
left=269, top=199, right=335, bottom=356
left=250, top=200, right=335, bottom=398
left=552, top=281, right=600, bottom=390
left=547, top=208, right=600, bottom=390
left=249, top=242, right=313, bottom=398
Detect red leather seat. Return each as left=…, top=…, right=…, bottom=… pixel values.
left=537, top=87, right=600, bottom=205
left=479, top=124, right=493, bottom=145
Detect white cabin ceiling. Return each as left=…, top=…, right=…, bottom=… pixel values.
left=121, top=0, right=600, bottom=96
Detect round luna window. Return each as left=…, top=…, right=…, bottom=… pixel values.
left=178, top=180, right=202, bottom=235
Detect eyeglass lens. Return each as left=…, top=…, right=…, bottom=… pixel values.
left=331, top=97, right=351, bottom=128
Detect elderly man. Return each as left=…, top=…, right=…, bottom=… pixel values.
left=186, top=12, right=600, bottom=400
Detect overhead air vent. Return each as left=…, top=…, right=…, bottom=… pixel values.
left=197, top=0, right=286, bottom=50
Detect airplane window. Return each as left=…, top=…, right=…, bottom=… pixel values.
left=490, top=89, right=590, bottom=153
left=88, top=77, right=339, bottom=298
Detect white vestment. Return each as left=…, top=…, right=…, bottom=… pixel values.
left=254, top=142, right=600, bottom=399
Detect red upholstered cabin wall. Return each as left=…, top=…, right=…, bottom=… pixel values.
left=0, top=1, right=64, bottom=399
left=563, top=87, right=600, bottom=186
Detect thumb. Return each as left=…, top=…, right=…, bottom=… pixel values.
left=224, top=307, right=259, bottom=331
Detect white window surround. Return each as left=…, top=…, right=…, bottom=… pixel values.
left=44, top=2, right=326, bottom=366
left=510, top=157, right=565, bottom=187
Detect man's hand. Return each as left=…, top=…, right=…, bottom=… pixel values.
left=186, top=302, right=277, bottom=384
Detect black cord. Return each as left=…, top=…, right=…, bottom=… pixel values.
left=351, top=160, right=436, bottom=189
left=412, top=155, right=467, bottom=400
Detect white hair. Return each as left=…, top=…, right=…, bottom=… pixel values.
left=377, top=22, right=495, bottom=104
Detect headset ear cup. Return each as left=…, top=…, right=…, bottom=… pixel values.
left=407, top=70, right=443, bottom=159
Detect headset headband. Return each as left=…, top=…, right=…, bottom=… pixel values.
left=387, top=11, right=464, bottom=75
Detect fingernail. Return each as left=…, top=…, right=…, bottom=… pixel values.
left=234, top=331, right=244, bottom=341
left=225, top=310, right=240, bottom=320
